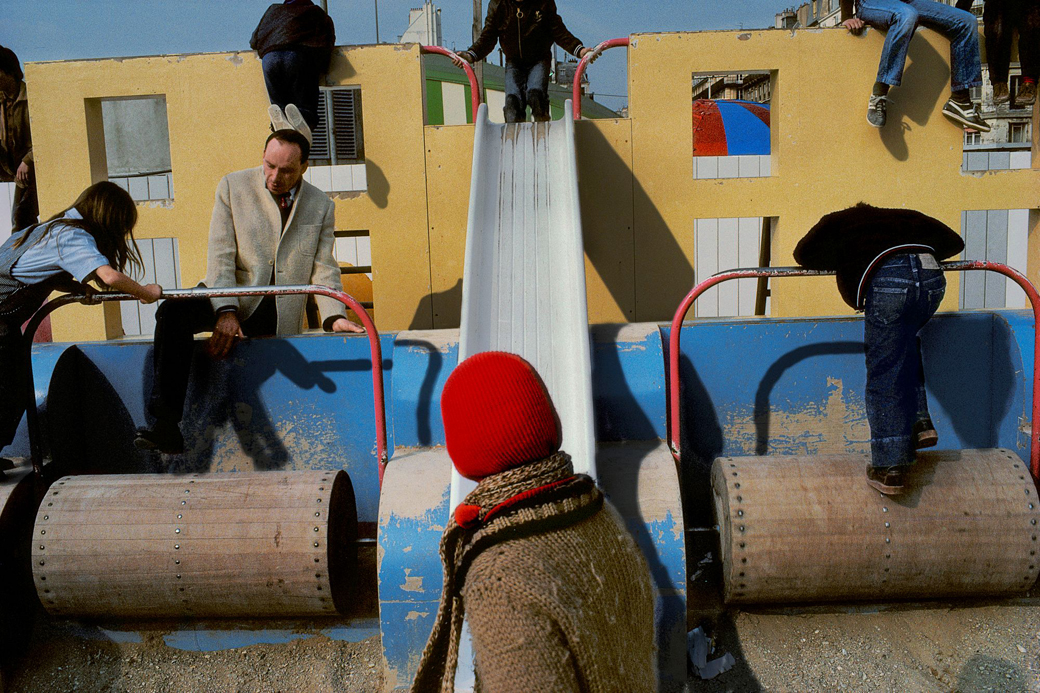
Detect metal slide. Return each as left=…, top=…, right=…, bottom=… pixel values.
left=453, top=101, right=596, bottom=504
left=450, top=102, right=597, bottom=690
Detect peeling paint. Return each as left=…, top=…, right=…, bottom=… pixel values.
left=226, top=54, right=244, bottom=65
left=404, top=611, right=429, bottom=621
left=401, top=569, right=424, bottom=593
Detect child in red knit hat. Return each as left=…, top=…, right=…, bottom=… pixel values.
left=412, top=351, right=656, bottom=693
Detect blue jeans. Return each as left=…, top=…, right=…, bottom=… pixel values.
left=856, top=0, right=983, bottom=90
left=503, top=59, right=551, bottom=122
left=262, top=49, right=324, bottom=131
left=863, top=253, right=945, bottom=469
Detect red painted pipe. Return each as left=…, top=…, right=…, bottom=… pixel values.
left=667, top=262, right=1040, bottom=480
left=572, top=38, right=630, bottom=120
left=421, top=45, right=481, bottom=123
left=22, top=285, right=390, bottom=486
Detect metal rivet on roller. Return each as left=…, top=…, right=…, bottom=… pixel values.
left=314, top=527, right=319, bottom=532
left=885, top=538, right=891, bottom=543
left=313, top=542, right=320, bottom=548
left=175, top=528, right=181, bottom=534
left=177, top=574, right=182, bottom=579
left=39, top=560, right=44, bottom=566
left=181, top=500, right=186, bottom=505
left=175, top=559, right=180, bottom=565
left=43, top=515, right=48, bottom=521
left=884, top=522, right=890, bottom=528
left=737, top=510, right=744, bottom=517
left=734, top=483, right=741, bottom=489
left=882, top=507, right=888, bottom=513
left=319, top=486, right=325, bottom=491
left=174, top=544, right=180, bottom=550
left=315, top=512, right=320, bottom=518
left=185, top=490, right=190, bottom=494
left=40, top=530, right=45, bottom=535
left=177, top=514, right=182, bottom=519
left=39, top=545, right=44, bottom=550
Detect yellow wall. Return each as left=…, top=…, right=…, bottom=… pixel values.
left=25, top=29, right=1040, bottom=341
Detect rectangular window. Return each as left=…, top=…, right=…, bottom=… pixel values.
left=88, top=96, right=174, bottom=202
left=1010, top=122, right=1030, bottom=144
left=693, top=217, right=773, bottom=317
left=305, top=88, right=367, bottom=194
left=964, top=131, right=981, bottom=146
left=692, top=71, right=773, bottom=180
left=960, top=209, right=1030, bottom=309
left=120, top=237, right=180, bottom=337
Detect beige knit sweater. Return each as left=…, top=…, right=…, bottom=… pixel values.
left=464, top=500, right=657, bottom=692
left=411, top=453, right=657, bottom=693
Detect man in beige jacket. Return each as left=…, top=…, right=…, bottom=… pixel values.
left=135, top=128, right=362, bottom=454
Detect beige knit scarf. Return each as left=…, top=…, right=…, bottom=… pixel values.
left=410, top=452, right=604, bottom=693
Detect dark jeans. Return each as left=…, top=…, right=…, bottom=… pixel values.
left=261, top=49, right=324, bottom=131
left=147, top=296, right=277, bottom=424
left=503, top=59, right=551, bottom=122
left=11, top=172, right=39, bottom=234
left=0, top=314, right=28, bottom=450
left=983, top=0, right=1040, bottom=83
left=863, top=253, right=945, bottom=469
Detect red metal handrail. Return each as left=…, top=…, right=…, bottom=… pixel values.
left=666, top=261, right=1040, bottom=479
left=21, top=285, right=390, bottom=485
left=421, top=45, right=481, bottom=123
left=572, top=38, right=630, bottom=120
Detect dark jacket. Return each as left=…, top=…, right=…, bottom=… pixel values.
left=250, top=1, right=336, bottom=62
left=465, top=0, right=584, bottom=64
left=794, top=204, right=964, bottom=309
left=0, top=81, right=31, bottom=183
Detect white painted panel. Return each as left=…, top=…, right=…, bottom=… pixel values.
left=1010, top=151, right=1032, bottom=170
left=137, top=238, right=160, bottom=335
left=356, top=235, right=372, bottom=267
left=695, top=218, right=719, bottom=318
left=302, top=168, right=312, bottom=183
left=147, top=175, right=169, bottom=200
left=0, top=182, right=13, bottom=239
left=168, top=173, right=175, bottom=200
left=737, top=217, right=761, bottom=316
left=330, top=164, right=353, bottom=192
left=985, top=209, right=1009, bottom=309
left=128, top=176, right=149, bottom=202
left=109, top=177, right=129, bottom=193
left=717, top=156, right=739, bottom=179
left=353, top=164, right=367, bottom=191
left=153, top=238, right=179, bottom=289
left=119, top=300, right=141, bottom=337
left=485, top=90, right=506, bottom=124
left=759, top=155, right=772, bottom=177
left=309, top=165, right=333, bottom=193
left=695, top=156, right=718, bottom=179
left=441, top=82, right=467, bottom=126
left=736, top=155, right=760, bottom=178
left=1006, top=208, right=1029, bottom=309
left=717, top=218, right=739, bottom=316
left=334, top=236, right=358, bottom=265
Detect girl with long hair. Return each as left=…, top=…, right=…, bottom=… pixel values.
left=0, top=181, right=161, bottom=467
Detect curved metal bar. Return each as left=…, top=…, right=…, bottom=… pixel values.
left=21, top=285, right=390, bottom=485
left=421, top=45, right=481, bottom=123
left=667, top=262, right=1040, bottom=480
left=572, top=38, right=630, bottom=120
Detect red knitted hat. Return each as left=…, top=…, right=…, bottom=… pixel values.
left=441, top=351, right=561, bottom=481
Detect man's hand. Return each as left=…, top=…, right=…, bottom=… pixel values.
left=331, top=317, right=365, bottom=334
left=15, top=161, right=30, bottom=186
left=843, top=17, right=865, bottom=35
left=579, top=47, right=599, bottom=63
left=451, top=51, right=474, bottom=69
left=207, top=311, right=245, bottom=359
left=139, top=283, right=162, bottom=304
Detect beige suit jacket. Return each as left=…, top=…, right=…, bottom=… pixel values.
left=204, top=167, right=346, bottom=335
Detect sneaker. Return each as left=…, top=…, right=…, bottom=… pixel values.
left=942, top=98, right=992, bottom=132
left=912, top=418, right=938, bottom=449
left=992, top=82, right=1010, bottom=105
left=866, top=464, right=907, bottom=495
left=134, top=420, right=184, bottom=455
left=1017, top=82, right=1036, bottom=106
left=867, top=94, right=887, bottom=128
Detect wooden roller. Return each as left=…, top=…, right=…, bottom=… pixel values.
left=712, top=449, right=1040, bottom=604
left=32, top=470, right=357, bottom=618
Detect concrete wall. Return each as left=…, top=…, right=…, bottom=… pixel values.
left=25, top=28, right=1040, bottom=341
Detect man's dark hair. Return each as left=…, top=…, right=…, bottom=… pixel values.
left=0, top=46, right=23, bottom=82
left=265, top=129, right=311, bottom=164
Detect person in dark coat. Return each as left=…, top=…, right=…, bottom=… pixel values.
left=794, top=204, right=965, bottom=495
left=250, top=0, right=336, bottom=131
left=450, top=0, right=594, bottom=122
left=0, top=46, right=37, bottom=233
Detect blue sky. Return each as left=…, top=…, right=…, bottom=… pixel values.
left=1, top=0, right=786, bottom=111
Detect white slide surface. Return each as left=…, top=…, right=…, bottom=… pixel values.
left=450, top=101, right=597, bottom=691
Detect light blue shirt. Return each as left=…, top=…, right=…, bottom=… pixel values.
left=10, top=209, right=111, bottom=284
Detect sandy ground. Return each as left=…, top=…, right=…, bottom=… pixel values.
left=5, top=598, right=1040, bottom=692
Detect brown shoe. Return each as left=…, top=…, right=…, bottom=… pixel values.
left=993, top=82, right=1010, bottom=105
left=866, top=464, right=907, bottom=495
left=1017, top=82, right=1036, bottom=106
left=913, top=418, right=938, bottom=449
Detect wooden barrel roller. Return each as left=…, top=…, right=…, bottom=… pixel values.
left=712, top=449, right=1040, bottom=604
left=31, top=470, right=357, bottom=618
